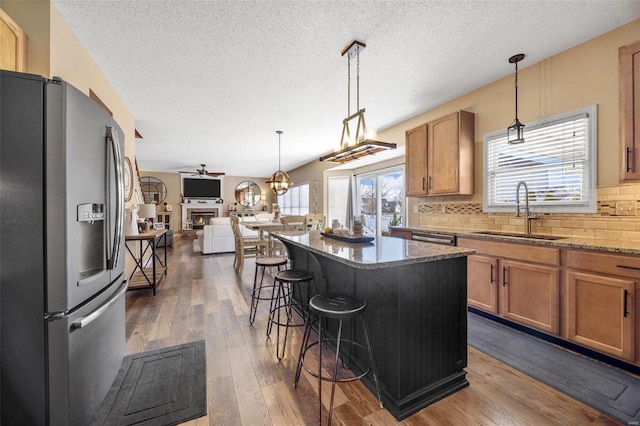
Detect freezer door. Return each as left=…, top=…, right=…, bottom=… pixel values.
left=48, top=280, right=127, bottom=426
left=45, top=80, right=123, bottom=312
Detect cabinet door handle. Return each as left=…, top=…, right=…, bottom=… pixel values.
left=428, top=176, right=432, bottom=190
left=502, top=266, right=508, bottom=287
left=422, top=177, right=426, bottom=191
left=626, top=147, right=632, bottom=173
left=617, top=264, right=640, bottom=271
left=623, top=290, right=629, bottom=318
left=490, top=264, right=495, bottom=284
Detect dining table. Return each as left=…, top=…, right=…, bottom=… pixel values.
left=241, top=219, right=285, bottom=256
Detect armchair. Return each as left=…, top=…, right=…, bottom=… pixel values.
left=196, top=217, right=261, bottom=255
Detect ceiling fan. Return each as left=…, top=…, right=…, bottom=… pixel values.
left=179, top=164, right=225, bottom=177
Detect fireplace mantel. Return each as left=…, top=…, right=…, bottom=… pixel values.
left=181, top=202, right=222, bottom=230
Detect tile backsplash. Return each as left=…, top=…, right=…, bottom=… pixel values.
left=417, top=183, right=640, bottom=242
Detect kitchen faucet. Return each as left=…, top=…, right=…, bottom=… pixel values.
left=516, top=181, right=538, bottom=235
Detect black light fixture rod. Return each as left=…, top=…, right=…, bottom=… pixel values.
left=514, top=61, right=518, bottom=119
left=342, top=41, right=366, bottom=123
left=276, top=130, right=283, bottom=170
left=509, top=53, right=525, bottom=121
left=347, top=54, right=351, bottom=117
left=356, top=45, right=360, bottom=112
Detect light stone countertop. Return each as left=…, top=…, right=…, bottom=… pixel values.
left=273, top=230, right=475, bottom=270
left=391, top=226, right=640, bottom=256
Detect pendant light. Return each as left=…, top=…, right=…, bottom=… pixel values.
left=319, top=40, right=396, bottom=164
left=507, top=53, right=526, bottom=145
left=266, top=130, right=292, bottom=195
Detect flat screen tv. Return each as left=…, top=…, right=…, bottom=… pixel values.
left=183, top=177, right=222, bottom=199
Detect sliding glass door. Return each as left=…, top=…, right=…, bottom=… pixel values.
left=356, top=166, right=404, bottom=236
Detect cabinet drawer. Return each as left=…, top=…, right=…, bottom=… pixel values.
left=458, top=238, right=560, bottom=266
left=567, top=249, right=640, bottom=279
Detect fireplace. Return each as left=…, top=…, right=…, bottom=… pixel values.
left=181, top=202, right=222, bottom=231
left=191, top=211, right=218, bottom=229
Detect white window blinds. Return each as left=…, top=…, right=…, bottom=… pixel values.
left=483, top=105, right=597, bottom=213
left=277, top=183, right=309, bottom=215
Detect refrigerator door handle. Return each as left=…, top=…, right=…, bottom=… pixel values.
left=107, top=126, right=124, bottom=269
left=71, top=280, right=128, bottom=329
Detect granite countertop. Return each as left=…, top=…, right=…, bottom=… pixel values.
left=273, top=230, right=475, bottom=270
left=391, top=226, right=640, bottom=256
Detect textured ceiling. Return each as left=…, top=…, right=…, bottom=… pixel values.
left=52, top=0, right=640, bottom=177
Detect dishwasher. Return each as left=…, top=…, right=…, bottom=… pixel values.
left=411, top=231, right=457, bottom=246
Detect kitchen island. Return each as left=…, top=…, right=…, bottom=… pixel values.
left=274, top=231, right=475, bottom=420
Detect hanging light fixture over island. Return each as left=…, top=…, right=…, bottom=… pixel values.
left=319, top=40, right=396, bottom=164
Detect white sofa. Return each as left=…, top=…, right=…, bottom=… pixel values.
left=196, top=216, right=261, bottom=254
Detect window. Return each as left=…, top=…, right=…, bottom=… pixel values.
left=327, top=176, right=350, bottom=226
left=277, top=183, right=309, bottom=215
left=483, top=105, right=597, bottom=213
left=355, top=166, right=404, bottom=236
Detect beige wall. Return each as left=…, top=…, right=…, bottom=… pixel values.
left=140, top=171, right=273, bottom=231
left=0, top=1, right=138, bottom=208
left=292, top=18, right=640, bottom=228
left=49, top=6, right=137, bottom=174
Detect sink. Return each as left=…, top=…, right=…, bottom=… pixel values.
left=472, top=231, right=566, bottom=241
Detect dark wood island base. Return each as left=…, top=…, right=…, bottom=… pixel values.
left=276, top=231, right=473, bottom=420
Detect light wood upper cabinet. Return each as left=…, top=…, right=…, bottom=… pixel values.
left=427, top=111, right=474, bottom=195
left=405, top=124, right=428, bottom=196
left=405, top=111, right=474, bottom=197
left=0, top=9, right=27, bottom=72
left=620, top=39, right=640, bottom=181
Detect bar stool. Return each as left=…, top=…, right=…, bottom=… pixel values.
left=266, top=268, right=317, bottom=361
left=294, top=292, right=383, bottom=425
left=249, top=256, right=288, bottom=325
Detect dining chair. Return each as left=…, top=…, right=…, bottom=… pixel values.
left=281, top=215, right=306, bottom=231
left=230, top=215, right=268, bottom=274
left=304, top=213, right=326, bottom=230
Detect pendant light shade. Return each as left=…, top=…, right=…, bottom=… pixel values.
left=267, top=130, right=292, bottom=195
left=507, top=53, right=526, bottom=145
left=319, top=40, right=396, bottom=164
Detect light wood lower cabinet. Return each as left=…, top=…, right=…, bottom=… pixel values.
left=566, top=249, right=637, bottom=361
left=566, top=271, right=634, bottom=360
left=501, top=260, right=560, bottom=335
left=467, top=254, right=499, bottom=314
left=459, top=237, right=560, bottom=335
left=460, top=239, right=639, bottom=364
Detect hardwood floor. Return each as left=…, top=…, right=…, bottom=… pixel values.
left=124, top=235, right=621, bottom=425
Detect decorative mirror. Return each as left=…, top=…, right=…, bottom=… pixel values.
left=234, top=181, right=261, bottom=208
left=140, top=176, right=167, bottom=204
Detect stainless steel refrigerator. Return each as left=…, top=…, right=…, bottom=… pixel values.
left=0, top=70, right=127, bottom=425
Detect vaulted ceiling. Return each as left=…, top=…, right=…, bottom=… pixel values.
left=52, top=0, right=640, bottom=177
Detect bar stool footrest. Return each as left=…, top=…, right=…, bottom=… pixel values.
left=267, top=304, right=306, bottom=328
left=299, top=339, right=372, bottom=382
left=252, top=285, right=288, bottom=301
